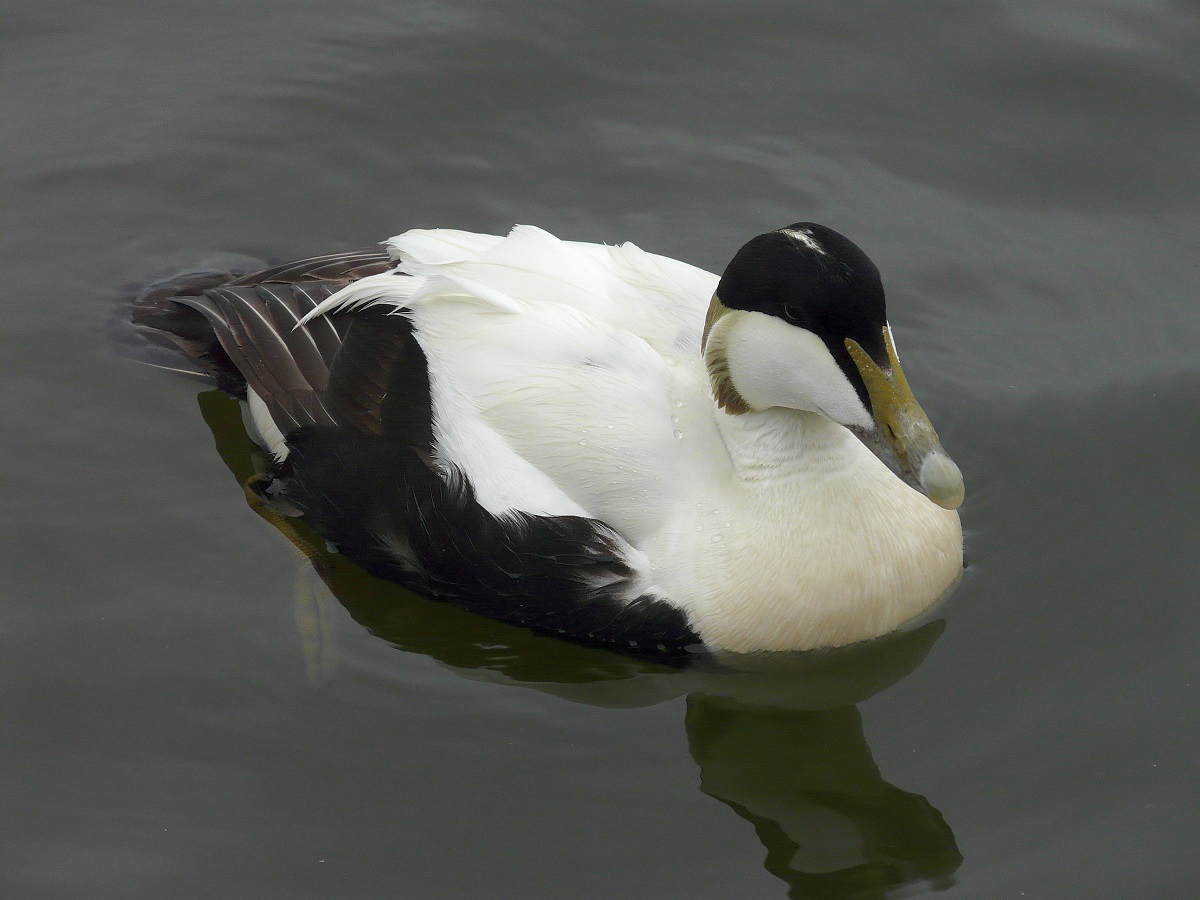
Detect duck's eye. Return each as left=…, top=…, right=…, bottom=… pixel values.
left=781, top=304, right=805, bottom=323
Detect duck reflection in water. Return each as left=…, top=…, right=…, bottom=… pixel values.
left=199, top=388, right=961, bottom=897
left=688, top=697, right=959, bottom=897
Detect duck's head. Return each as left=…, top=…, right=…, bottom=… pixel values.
left=702, top=223, right=964, bottom=511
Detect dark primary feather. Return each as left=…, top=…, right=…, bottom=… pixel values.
left=131, top=248, right=392, bottom=402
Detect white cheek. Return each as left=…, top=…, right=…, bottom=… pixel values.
left=722, top=312, right=872, bottom=428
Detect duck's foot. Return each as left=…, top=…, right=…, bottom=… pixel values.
left=241, top=473, right=333, bottom=577
left=242, top=473, right=339, bottom=685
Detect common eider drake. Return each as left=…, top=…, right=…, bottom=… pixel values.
left=132, top=223, right=964, bottom=656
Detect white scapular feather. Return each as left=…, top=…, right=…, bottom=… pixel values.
left=298, top=225, right=962, bottom=652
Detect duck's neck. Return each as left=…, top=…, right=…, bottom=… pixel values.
left=716, top=406, right=860, bottom=489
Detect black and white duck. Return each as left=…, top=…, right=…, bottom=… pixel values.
left=132, top=222, right=964, bottom=656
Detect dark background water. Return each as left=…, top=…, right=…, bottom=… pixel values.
left=3, top=2, right=1198, bottom=897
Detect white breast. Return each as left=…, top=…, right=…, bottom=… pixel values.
left=650, top=409, right=963, bottom=652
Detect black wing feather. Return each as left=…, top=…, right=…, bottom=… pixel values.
left=277, top=427, right=698, bottom=653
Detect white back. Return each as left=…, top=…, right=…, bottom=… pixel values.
left=308, top=226, right=727, bottom=541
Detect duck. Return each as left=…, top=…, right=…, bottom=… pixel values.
left=132, top=222, right=964, bottom=657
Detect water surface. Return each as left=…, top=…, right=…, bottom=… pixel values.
left=3, top=1, right=1198, bottom=896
